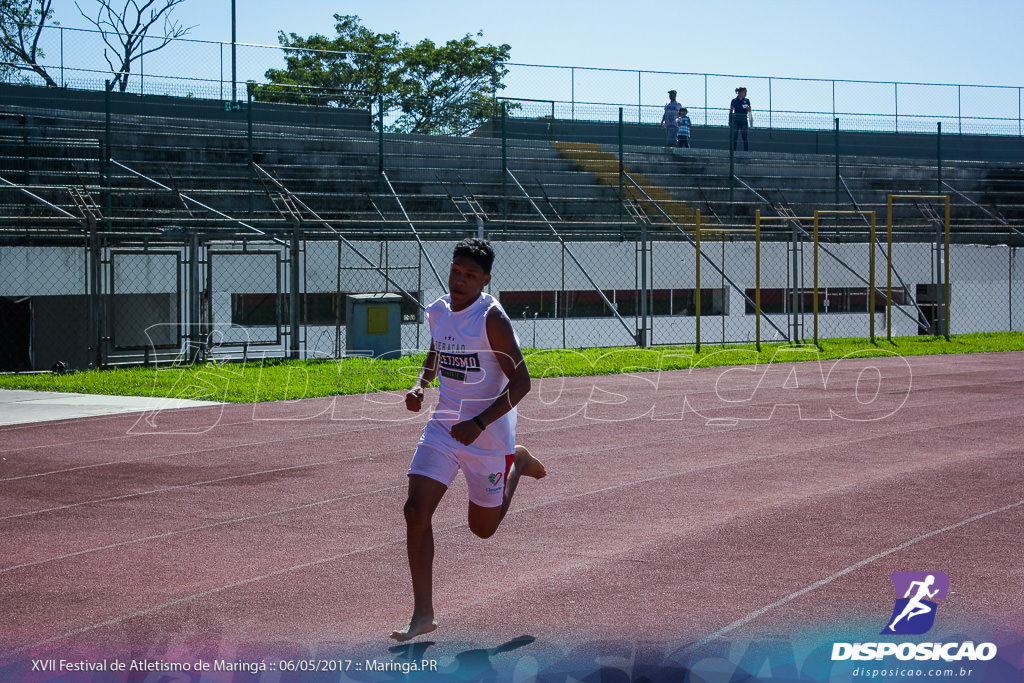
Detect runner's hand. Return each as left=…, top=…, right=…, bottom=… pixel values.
left=450, top=419, right=483, bottom=446
left=406, top=387, right=424, bottom=412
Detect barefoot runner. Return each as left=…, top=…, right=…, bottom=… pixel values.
left=391, top=238, right=546, bottom=642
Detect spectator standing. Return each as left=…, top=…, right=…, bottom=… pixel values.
left=730, top=86, right=753, bottom=151
left=677, top=107, right=692, bottom=148
left=662, top=90, right=682, bottom=146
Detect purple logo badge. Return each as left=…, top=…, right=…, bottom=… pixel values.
left=881, top=571, right=949, bottom=635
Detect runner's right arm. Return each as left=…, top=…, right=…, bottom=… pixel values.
left=406, top=341, right=438, bottom=412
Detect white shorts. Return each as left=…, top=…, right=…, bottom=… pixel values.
left=409, top=434, right=514, bottom=508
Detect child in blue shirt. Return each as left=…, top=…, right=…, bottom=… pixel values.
left=677, top=107, right=692, bottom=148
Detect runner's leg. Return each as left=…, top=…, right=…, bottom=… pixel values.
left=391, top=474, right=447, bottom=641
left=468, top=445, right=546, bottom=539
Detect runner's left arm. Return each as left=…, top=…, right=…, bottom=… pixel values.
left=449, top=308, right=531, bottom=445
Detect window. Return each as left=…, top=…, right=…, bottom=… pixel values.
left=561, top=290, right=614, bottom=318
left=231, top=291, right=422, bottom=326
left=651, top=289, right=727, bottom=316
left=499, top=290, right=556, bottom=319
left=745, top=287, right=906, bottom=314
left=232, top=293, right=283, bottom=327
left=499, top=288, right=728, bottom=319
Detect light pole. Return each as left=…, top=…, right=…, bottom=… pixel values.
left=231, top=0, right=237, bottom=101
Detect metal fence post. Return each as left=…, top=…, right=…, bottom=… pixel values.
left=755, top=210, right=761, bottom=353
left=378, top=94, right=385, bottom=196
left=231, top=0, right=238, bottom=102
left=103, top=81, right=112, bottom=232
left=639, top=185, right=648, bottom=349
left=637, top=70, right=642, bottom=124
left=561, top=242, right=566, bottom=349
left=618, top=107, right=625, bottom=240
left=944, top=196, right=951, bottom=341
left=834, top=118, right=840, bottom=209
left=1010, top=247, right=1016, bottom=331
left=501, top=101, right=508, bottom=236
left=704, top=74, right=708, bottom=126
left=219, top=43, right=224, bottom=99
left=189, top=231, right=201, bottom=363
left=247, top=82, right=254, bottom=221
left=886, top=195, right=893, bottom=343
left=869, top=211, right=877, bottom=345
left=894, top=82, right=899, bottom=133
left=937, top=121, right=943, bottom=194
left=571, top=67, right=575, bottom=121
left=88, top=217, right=103, bottom=368
left=791, top=221, right=800, bottom=343
left=813, top=211, right=819, bottom=346
left=290, top=221, right=301, bottom=359
left=695, top=210, right=701, bottom=354
left=728, top=119, right=735, bottom=222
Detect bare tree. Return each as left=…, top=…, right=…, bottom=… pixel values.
left=0, top=0, right=58, bottom=86
left=75, top=0, right=194, bottom=92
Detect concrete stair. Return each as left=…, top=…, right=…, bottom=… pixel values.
left=2, top=97, right=1020, bottom=243
left=552, top=141, right=698, bottom=231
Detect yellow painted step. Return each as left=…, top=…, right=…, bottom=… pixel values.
left=552, top=141, right=700, bottom=230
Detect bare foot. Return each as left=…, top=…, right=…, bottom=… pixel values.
left=389, top=616, right=438, bottom=642
left=515, top=445, right=547, bottom=480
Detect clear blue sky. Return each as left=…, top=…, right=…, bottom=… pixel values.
left=58, top=0, right=1021, bottom=87
left=53, top=0, right=1022, bottom=128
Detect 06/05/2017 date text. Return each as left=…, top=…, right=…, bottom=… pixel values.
left=277, top=659, right=440, bottom=674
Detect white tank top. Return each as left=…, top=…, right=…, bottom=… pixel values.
left=425, top=292, right=517, bottom=454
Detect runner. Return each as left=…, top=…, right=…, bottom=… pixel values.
left=390, top=237, right=547, bottom=642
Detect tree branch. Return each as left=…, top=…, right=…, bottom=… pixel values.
left=0, top=0, right=57, bottom=86
left=75, top=0, right=193, bottom=92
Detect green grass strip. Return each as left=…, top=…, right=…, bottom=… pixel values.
left=0, top=332, right=1020, bottom=404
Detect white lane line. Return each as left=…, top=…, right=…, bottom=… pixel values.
left=682, top=497, right=1024, bottom=654
left=0, top=420, right=409, bottom=480
left=0, top=453, right=373, bottom=521
left=0, top=484, right=405, bottom=575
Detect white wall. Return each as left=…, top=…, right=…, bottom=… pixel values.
left=2, top=240, right=1017, bottom=358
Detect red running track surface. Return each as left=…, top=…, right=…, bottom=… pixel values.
left=1, top=351, right=1022, bottom=681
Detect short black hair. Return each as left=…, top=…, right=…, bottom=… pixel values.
left=453, top=237, right=495, bottom=275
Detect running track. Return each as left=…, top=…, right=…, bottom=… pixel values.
left=1, top=351, right=1022, bottom=682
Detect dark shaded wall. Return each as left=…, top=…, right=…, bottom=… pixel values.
left=0, top=83, right=372, bottom=131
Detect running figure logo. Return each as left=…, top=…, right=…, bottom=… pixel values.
left=881, top=571, right=949, bottom=635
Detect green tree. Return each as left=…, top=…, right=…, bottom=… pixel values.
left=0, top=0, right=57, bottom=86
left=262, top=14, right=511, bottom=135
left=260, top=14, right=404, bottom=112
left=394, top=33, right=510, bottom=135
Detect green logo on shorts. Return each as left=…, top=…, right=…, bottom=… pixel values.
left=488, top=472, right=503, bottom=485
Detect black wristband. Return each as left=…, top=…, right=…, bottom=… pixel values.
left=472, top=416, right=486, bottom=431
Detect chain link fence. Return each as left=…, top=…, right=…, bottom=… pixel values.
left=4, top=26, right=1023, bottom=137
left=3, top=225, right=1020, bottom=372
left=1, top=72, right=1022, bottom=371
